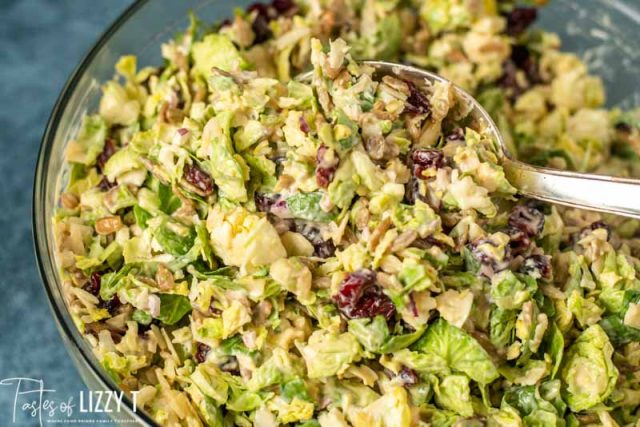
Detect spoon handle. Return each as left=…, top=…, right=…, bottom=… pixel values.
left=503, top=158, right=640, bottom=219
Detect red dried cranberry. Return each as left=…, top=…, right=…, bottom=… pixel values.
left=333, top=269, right=396, bottom=321
left=579, top=220, right=610, bottom=241
left=508, top=227, right=532, bottom=256
left=184, top=163, right=214, bottom=195
left=96, top=139, right=117, bottom=172
left=500, top=45, right=541, bottom=97
left=271, top=0, right=295, bottom=14
left=511, top=45, right=541, bottom=84
left=499, top=60, right=523, bottom=96
left=209, top=302, right=223, bottom=317
left=404, top=177, right=428, bottom=205
left=509, top=205, right=545, bottom=237
left=137, top=322, right=152, bottom=335
left=195, top=343, right=211, bottom=363
left=398, top=366, right=419, bottom=386
left=315, top=145, right=339, bottom=188
left=411, top=148, right=444, bottom=179
left=255, top=192, right=278, bottom=212
left=590, top=220, right=610, bottom=232
left=520, top=254, right=552, bottom=280
left=251, top=13, right=273, bottom=44
left=299, top=115, right=311, bottom=134
left=84, top=272, right=102, bottom=297
left=469, top=239, right=512, bottom=275
left=615, top=122, right=633, bottom=133
left=247, top=0, right=296, bottom=44
left=255, top=193, right=290, bottom=218
left=102, top=295, right=121, bottom=314
left=408, top=294, right=419, bottom=317
left=220, top=356, right=240, bottom=375
left=294, top=221, right=336, bottom=258
left=404, top=80, right=431, bottom=115
left=446, top=128, right=465, bottom=142
left=504, top=7, right=537, bottom=37
left=98, top=177, right=116, bottom=192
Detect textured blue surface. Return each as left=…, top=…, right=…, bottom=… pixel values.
left=0, top=1, right=133, bottom=425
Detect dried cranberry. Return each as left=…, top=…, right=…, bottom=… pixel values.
left=590, top=220, right=610, bottom=232
left=247, top=0, right=296, bottom=44
left=137, top=322, right=152, bottom=335
left=615, top=122, right=633, bottom=133
left=316, top=145, right=339, bottom=188
left=524, top=198, right=551, bottom=215
left=508, top=205, right=545, bottom=237
left=255, top=192, right=290, bottom=218
left=299, top=115, right=311, bottom=134
left=333, top=269, right=396, bottom=321
left=500, top=45, right=541, bottom=96
left=96, top=139, right=117, bottom=172
left=520, top=254, right=552, bottom=280
left=255, top=192, right=281, bottom=212
left=312, top=240, right=337, bottom=258
left=408, top=294, right=419, bottom=317
left=98, top=177, right=116, bottom=192
left=195, top=343, right=211, bottom=363
left=271, top=0, right=295, bottom=14
left=220, top=356, right=240, bottom=375
left=446, top=128, right=465, bottom=142
left=84, top=272, right=102, bottom=297
left=184, top=163, right=214, bottom=195
left=209, top=303, right=223, bottom=317
left=511, top=45, right=540, bottom=84
left=499, top=60, right=522, bottom=95
left=411, top=148, right=444, bottom=179
left=582, top=220, right=611, bottom=241
left=398, top=366, right=419, bottom=386
left=218, top=18, right=232, bottom=29
left=404, top=80, right=431, bottom=115
left=504, top=7, right=537, bottom=37
left=508, top=227, right=532, bottom=256
left=251, top=13, right=273, bottom=44
left=469, top=239, right=512, bottom=275
left=102, top=295, right=121, bottom=314
left=294, top=221, right=336, bottom=258
left=404, top=176, right=428, bottom=205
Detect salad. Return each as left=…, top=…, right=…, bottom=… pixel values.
left=54, top=1, right=640, bottom=426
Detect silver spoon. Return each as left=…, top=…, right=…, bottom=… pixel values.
left=302, top=60, right=640, bottom=220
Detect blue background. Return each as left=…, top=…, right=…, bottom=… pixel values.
left=0, top=1, right=132, bottom=424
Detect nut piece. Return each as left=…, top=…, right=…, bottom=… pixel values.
left=155, top=264, right=175, bottom=291
left=60, top=193, right=80, bottom=209
left=95, top=216, right=123, bottom=235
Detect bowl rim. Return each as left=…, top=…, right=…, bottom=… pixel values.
left=32, top=0, right=157, bottom=425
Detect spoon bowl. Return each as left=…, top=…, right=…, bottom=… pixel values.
left=301, top=60, right=640, bottom=220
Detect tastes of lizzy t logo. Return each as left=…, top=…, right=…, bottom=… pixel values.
left=0, top=377, right=140, bottom=425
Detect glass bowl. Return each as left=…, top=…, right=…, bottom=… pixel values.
left=32, top=0, right=640, bottom=424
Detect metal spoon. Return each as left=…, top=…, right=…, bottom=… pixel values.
left=302, top=60, right=640, bottom=220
